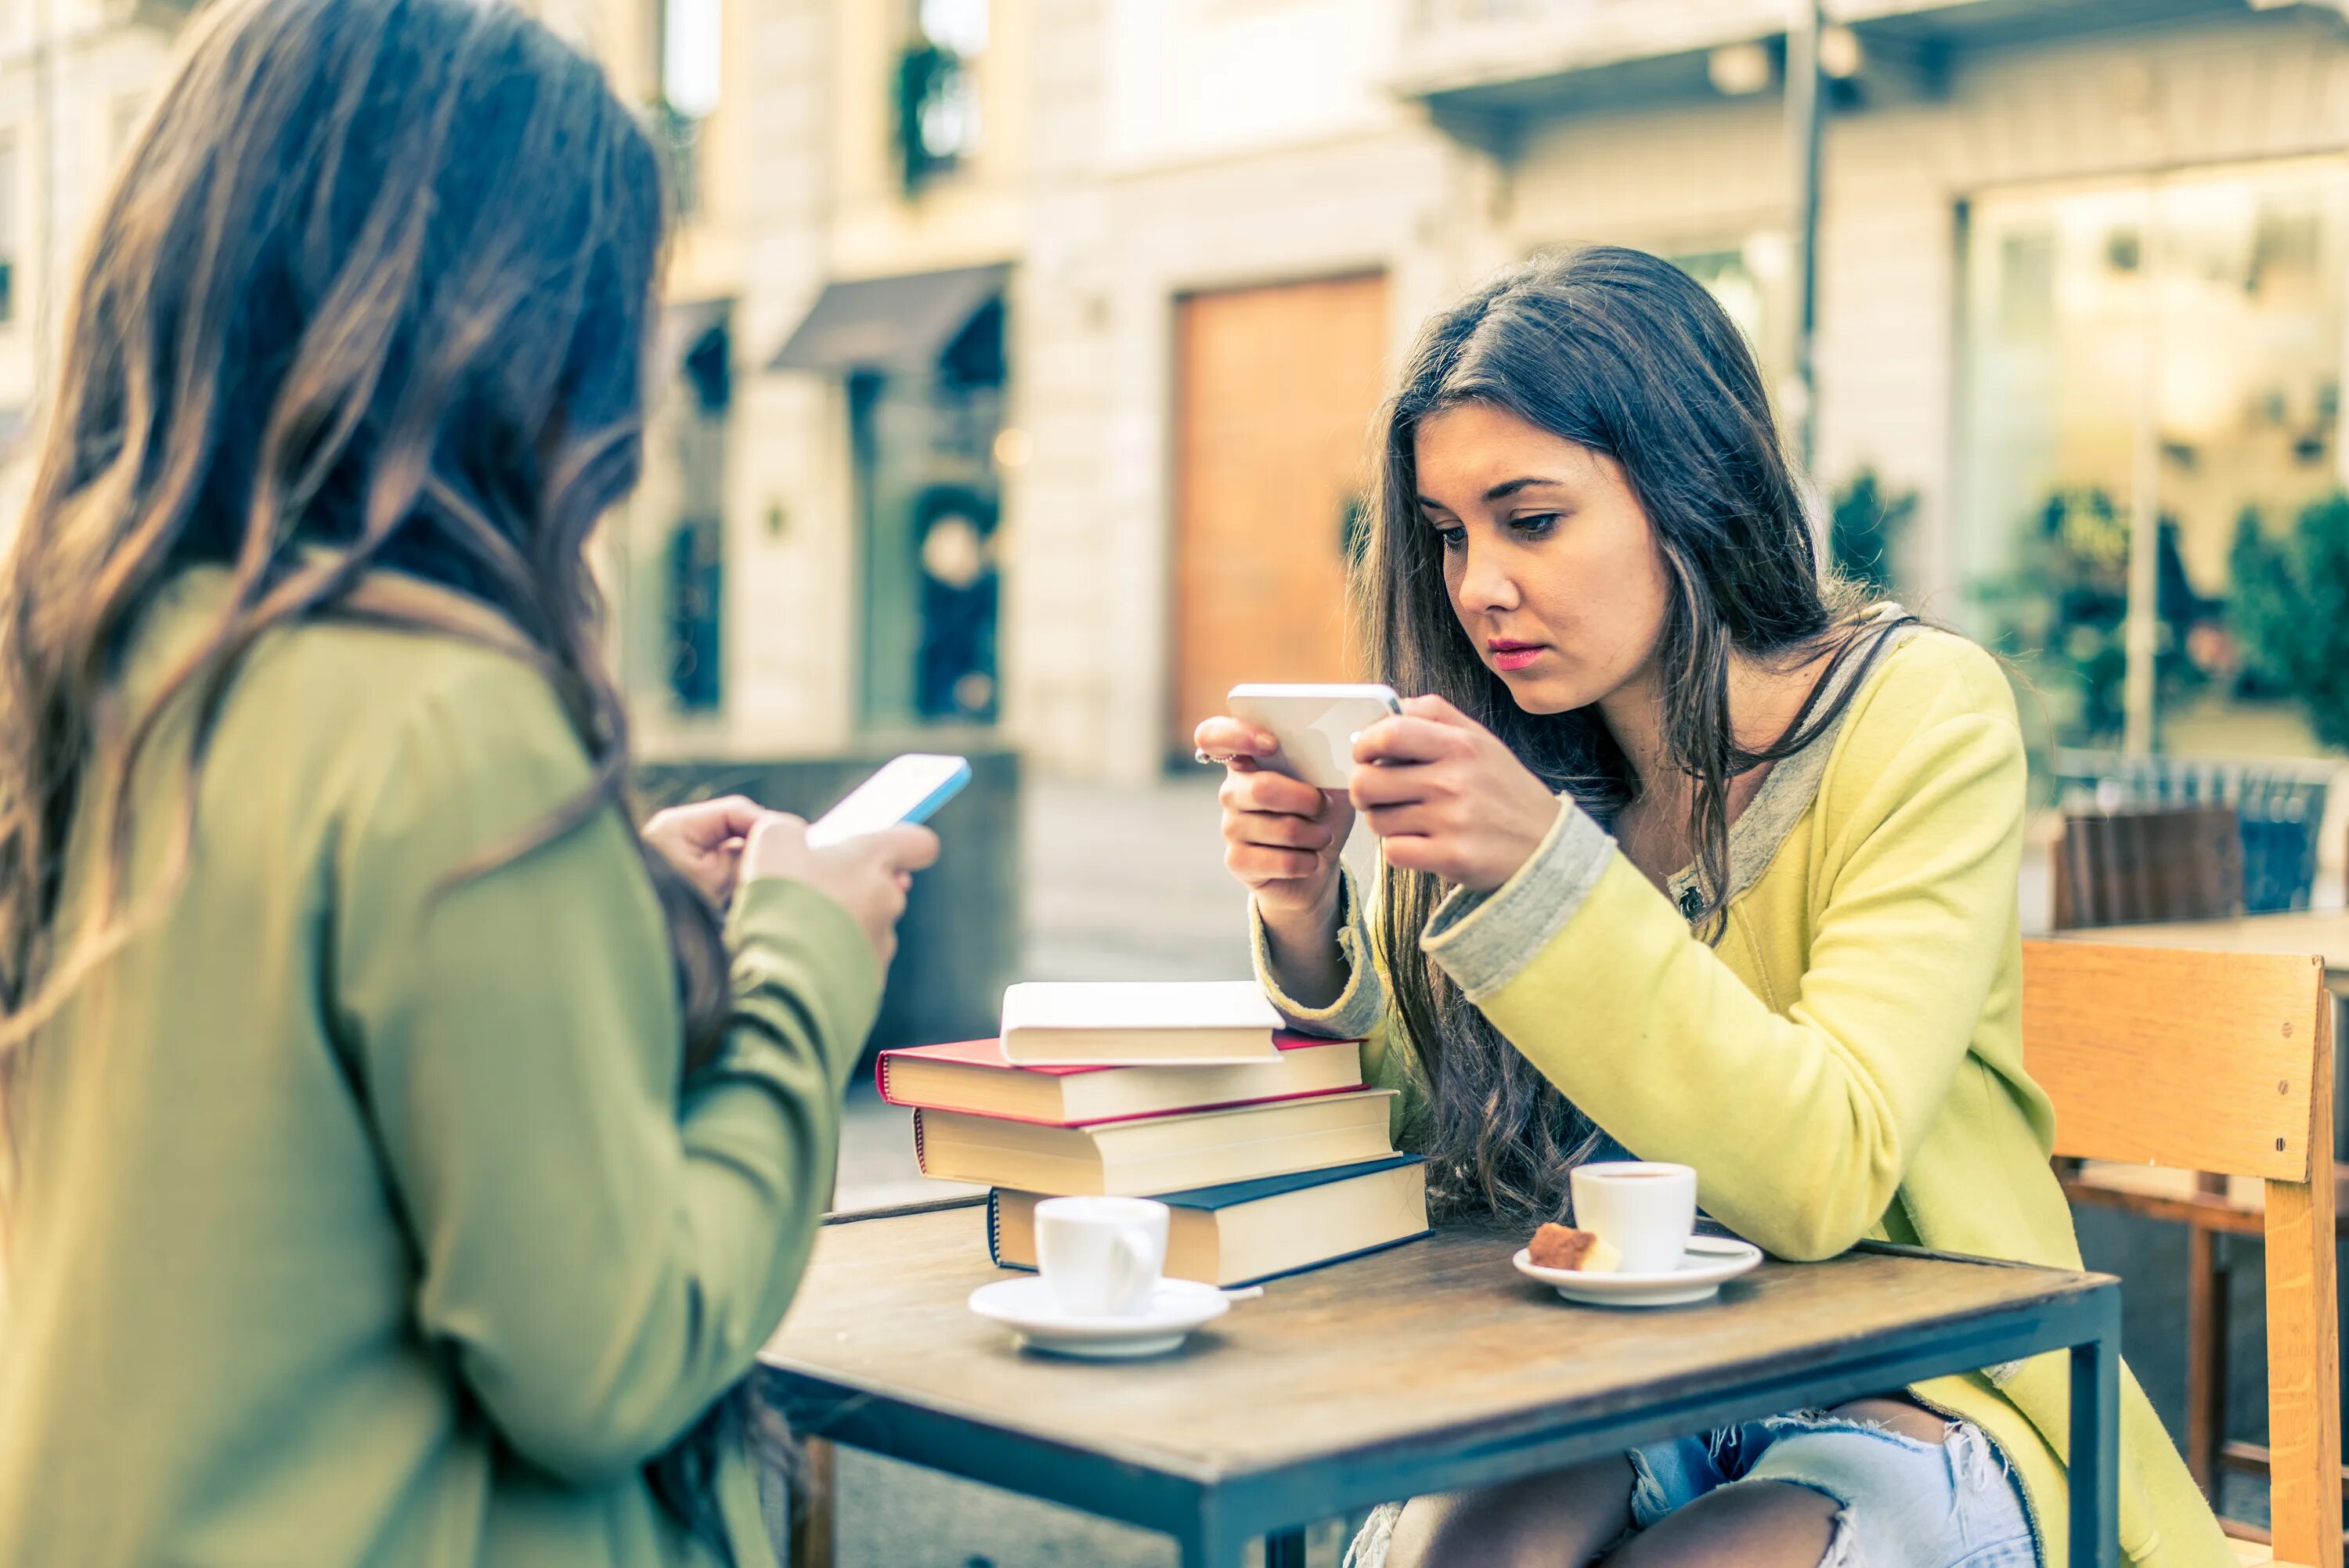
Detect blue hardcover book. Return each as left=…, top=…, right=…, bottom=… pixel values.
left=987, top=1155, right=1430, bottom=1287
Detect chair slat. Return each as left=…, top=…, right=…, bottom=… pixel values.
left=2022, top=943, right=2320, bottom=1181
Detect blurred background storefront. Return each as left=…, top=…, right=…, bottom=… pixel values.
left=8, top=0, right=2349, bottom=798
left=586, top=0, right=2349, bottom=794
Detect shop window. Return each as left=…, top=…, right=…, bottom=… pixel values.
left=662, top=316, right=730, bottom=715
left=0, top=138, right=16, bottom=328
left=896, top=0, right=987, bottom=193
left=1655, top=235, right=1793, bottom=405
left=664, top=516, right=723, bottom=712
left=850, top=294, right=1005, bottom=729
left=1961, top=157, right=2349, bottom=749
left=662, top=0, right=722, bottom=119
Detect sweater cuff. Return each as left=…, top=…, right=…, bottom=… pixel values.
left=1422, top=798, right=1615, bottom=1004
left=1251, top=867, right=1388, bottom=1040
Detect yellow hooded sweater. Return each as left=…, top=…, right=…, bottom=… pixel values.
left=1257, top=625, right=2229, bottom=1568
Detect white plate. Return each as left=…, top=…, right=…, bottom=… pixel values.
left=968, top=1276, right=1232, bottom=1359
left=1512, top=1235, right=1765, bottom=1307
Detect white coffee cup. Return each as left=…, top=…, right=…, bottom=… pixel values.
left=1568, top=1161, right=1698, bottom=1275
left=1033, top=1195, right=1170, bottom=1317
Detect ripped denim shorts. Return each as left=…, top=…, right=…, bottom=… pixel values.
left=1626, top=1410, right=2039, bottom=1567
left=1344, top=1408, right=2039, bottom=1568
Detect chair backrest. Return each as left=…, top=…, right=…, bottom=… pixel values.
left=2053, top=751, right=2336, bottom=914
left=2023, top=941, right=2340, bottom=1568
left=2051, top=805, right=2244, bottom=931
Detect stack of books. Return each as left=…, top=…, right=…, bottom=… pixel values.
left=878, top=979, right=1431, bottom=1286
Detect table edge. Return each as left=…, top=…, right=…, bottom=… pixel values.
left=758, top=1256, right=2117, bottom=1487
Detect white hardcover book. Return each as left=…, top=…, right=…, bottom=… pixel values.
left=999, top=979, right=1285, bottom=1065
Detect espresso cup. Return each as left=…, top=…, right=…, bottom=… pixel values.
left=1033, top=1196, right=1170, bottom=1317
left=1568, top=1161, right=1698, bottom=1275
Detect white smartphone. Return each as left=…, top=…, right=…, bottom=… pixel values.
left=1226, top=683, right=1403, bottom=790
left=805, top=754, right=972, bottom=849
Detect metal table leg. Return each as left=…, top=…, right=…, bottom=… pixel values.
left=1177, top=1505, right=1254, bottom=1568
left=2072, top=1301, right=2123, bottom=1568
left=1265, top=1527, right=1310, bottom=1568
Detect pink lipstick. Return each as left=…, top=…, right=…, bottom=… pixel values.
left=1488, top=640, right=1546, bottom=672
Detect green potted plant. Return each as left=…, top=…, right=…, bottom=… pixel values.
left=1972, top=488, right=2216, bottom=748
left=2228, top=492, right=2349, bottom=749
left=1828, top=469, right=1918, bottom=597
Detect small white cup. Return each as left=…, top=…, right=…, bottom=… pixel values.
left=1568, top=1161, right=1698, bottom=1275
left=1033, top=1196, right=1169, bottom=1317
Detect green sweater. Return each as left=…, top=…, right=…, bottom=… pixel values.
left=0, top=571, right=879, bottom=1568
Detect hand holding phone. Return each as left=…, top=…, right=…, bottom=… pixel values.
left=1199, top=687, right=1389, bottom=1000
left=804, top=754, right=971, bottom=848
left=1220, top=683, right=1403, bottom=790
left=739, top=755, right=963, bottom=967
left=742, top=814, right=940, bottom=967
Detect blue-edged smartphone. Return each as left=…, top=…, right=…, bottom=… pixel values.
left=803, top=754, right=971, bottom=849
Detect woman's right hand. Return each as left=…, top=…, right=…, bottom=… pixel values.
left=1196, top=715, right=1355, bottom=928
left=740, top=814, right=941, bottom=968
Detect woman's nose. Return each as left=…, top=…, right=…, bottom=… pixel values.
left=1456, top=542, right=1521, bottom=614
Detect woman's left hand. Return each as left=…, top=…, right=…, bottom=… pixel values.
left=643, top=795, right=767, bottom=907
left=1350, top=695, right=1561, bottom=892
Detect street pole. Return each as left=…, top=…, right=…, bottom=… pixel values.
left=1785, top=0, right=1825, bottom=479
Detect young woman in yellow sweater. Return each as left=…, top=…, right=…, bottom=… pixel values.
left=1197, top=248, right=2227, bottom=1568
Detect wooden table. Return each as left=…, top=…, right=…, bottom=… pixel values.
left=760, top=1202, right=2123, bottom=1568
left=2062, top=910, right=2349, bottom=996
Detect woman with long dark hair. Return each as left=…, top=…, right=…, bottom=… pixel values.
left=0, top=2, right=931, bottom=1565
left=1199, top=249, right=2226, bottom=1567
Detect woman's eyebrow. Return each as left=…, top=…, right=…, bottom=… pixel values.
left=1481, top=476, right=1565, bottom=502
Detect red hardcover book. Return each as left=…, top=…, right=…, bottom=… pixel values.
left=912, top=1088, right=1398, bottom=1196
left=875, top=1033, right=1364, bottom=1127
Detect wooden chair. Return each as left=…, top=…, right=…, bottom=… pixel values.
left=2051, top=802, right=2274, bottom=1505
left=2025, top=942, right=2340, bottom=1566
left=2052, top=804, right=2245, bottom=930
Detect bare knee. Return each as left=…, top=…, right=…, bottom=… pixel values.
left=1384, top=1455, right=1635, bottom=1568
left=1601, top=1479, right=1841, bottom=1568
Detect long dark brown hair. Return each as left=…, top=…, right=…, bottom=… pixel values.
left=0, top=0, right=745, bottom=1552
left=1360, top=247, right=1900, bottom=1224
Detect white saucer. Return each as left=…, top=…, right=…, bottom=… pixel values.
left=1513, top=1235, right=1765, bottom=1307
left=968, top=1276, right=1232, bottom=1359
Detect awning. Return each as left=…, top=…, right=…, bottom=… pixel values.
left=1395, top=0, right=2249, bottom=117
left=767, top=263, right=1009, bottom=376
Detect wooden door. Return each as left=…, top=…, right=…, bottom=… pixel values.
left=1171, top=272, right=1388, bottom=759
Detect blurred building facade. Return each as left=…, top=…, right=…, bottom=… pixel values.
left=0, top=0, right=194, bottom=527
left=656, top=0, right=2349, bottom=780
left=1409, top=0, right=2349, bottom=763
left=622, top=0, right=1468, bottom=779
left=6, top=1, right=2349, bottom=779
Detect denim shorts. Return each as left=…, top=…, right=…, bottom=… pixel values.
left=1628, top=1410, right=2040, bottom=1567
left=1344, top=1408, right=2039, bottom=1568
